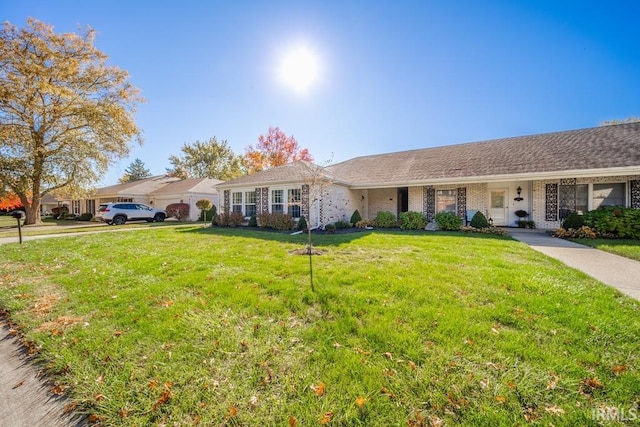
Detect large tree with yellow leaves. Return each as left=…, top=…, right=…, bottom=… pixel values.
left=0, top=19, right=143, bottom=224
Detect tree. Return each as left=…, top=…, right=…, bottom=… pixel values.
left=167, top=137, right=245, bottom=180
left=244, top=126, right=313, bottom=173
left=119, top=158, right=151, bottom=183
left=0, top=19, right=143, bottom=224
left=298, top=159, right=333, bottom=293
left=195, top=199, right=213, bottom=224
left=600, top=117, right=640, bottom=126
left=0, top=191, right=23, bottom=212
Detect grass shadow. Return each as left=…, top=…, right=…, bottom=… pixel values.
left=178, top=225, right=514, bottom=247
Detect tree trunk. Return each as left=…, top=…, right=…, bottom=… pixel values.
left=20, top=193, right=41, bottom=225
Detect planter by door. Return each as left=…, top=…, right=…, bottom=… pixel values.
left=489, top=190, right=508, bottom=226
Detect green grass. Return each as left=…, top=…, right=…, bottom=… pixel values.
left=0, top=227, right=638, bottom=426
left=570, top=238, right=640, bottom=261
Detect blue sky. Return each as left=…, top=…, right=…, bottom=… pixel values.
left=3, top=1, right=640, bottom=185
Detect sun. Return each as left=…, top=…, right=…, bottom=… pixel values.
left=279, top=46, right=319, bottom=92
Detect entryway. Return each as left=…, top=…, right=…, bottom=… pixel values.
left=489, top=189, right=508, bottom=226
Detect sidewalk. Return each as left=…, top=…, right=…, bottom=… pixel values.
left=509, top=229, right=640, bottom=301
left=0, top=321, right=87, bottom=426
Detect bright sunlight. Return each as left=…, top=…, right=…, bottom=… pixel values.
left=279, top=46, right=319, bottom=92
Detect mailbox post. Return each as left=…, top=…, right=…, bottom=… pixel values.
left=11, top=211, right=24, bottom=244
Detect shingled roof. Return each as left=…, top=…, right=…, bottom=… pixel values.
left=328, top=122, right=640, bottom=187
left=219, top=123, right=640, bottom=189
left=219, top=161, right=338, bottom=188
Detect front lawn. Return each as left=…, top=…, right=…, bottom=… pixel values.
left=0, top=228, right=638, bottom=426
left=569, top=238, right=640, bottom=262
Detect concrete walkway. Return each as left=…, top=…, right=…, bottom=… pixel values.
left=0, top=321, right=87, bottom=426
left=509, top=229, right=640, bottom=301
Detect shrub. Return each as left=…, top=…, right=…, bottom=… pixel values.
left=583, top=206, right=640, bottom=239
left=470, top=211, right=489, bottom=228
left=461, top=226, right=509, bottom=236
left=324, top=223, right=336, bottom=233
left=78, top=213, right=93, bottom=221
left=256, top=213, right=294, bottom=230
left=216, top=212, right=244, bottom=227
left=553, top=226, right=598, bottom=239
left=199, top=204, right=217, bottom=222
left=399, top=211, right=427, bottom=230
left=63, top=213, right=77, bottom=220
left=561, top=212, right=584, bottom=230
left=355, top=219, right=374, bottom=228
left=350, top=209, right=362, bottom=225
left=166, top=203, right=190, bottom=221
left=434, top=211, right=462, bottom=231
left=195, top=199, right=213, bottom=221
left=297, top=216, right=308, bottom=231
left=248, top=214, right=258, bottom=227
left=334, top=220, right=351, bottom=229
left=374, top=211, right=397, bottom=228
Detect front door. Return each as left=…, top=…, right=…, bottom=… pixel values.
left=489, top=190, right=508, bottom=226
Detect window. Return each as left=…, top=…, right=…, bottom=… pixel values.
left=245, top=191, right=256, bottom=217
left=271, top=190, right=284, bottom=214
left=593, top=183, right=625, bottom=209
left=288, top=189, right=301, bottom=218
left=436, top=189, right=457, bottom=213
left=72, top=200, right=81, bottom=215
left=232, top=192, right=243, bottom=213
left=576, top=184, right=588, bottom=214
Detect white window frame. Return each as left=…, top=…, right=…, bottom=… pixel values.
left=287, top=188, right=302, bottom=218
left=271, top=189, right=284, bottom=214
left=232, top=192, right=243, bottom=213
left=244, top=191, right=256, bottom=217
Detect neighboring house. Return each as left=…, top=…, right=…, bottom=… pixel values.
left=148, top=178, right=222, bottom=221
left=39, top=193, right=68, bottom=215
left=216, top=123, right=640, bottom=229
left=47, top=175, right=221, bottom=220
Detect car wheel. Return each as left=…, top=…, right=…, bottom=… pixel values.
left=154, top=213, right=165, bottom=222
left=113, top=215, right=126, bottom=225
left=146, top=219, right=154, bottom=222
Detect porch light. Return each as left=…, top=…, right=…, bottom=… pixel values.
left=514, top=186, right=524, bottom=202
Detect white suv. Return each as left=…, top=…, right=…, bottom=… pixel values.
left=96, top=203, right=166, bottom=225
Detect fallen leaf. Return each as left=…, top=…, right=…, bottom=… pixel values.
left=95, top=373, right=104, bottom=384
left=51, top=384, right=65, bottom=395
left=545, top=405, right=565, bottom=416
left=495, top=395, right=506, bottom=403
left=94, top=393, right=106, bottom=401
left=148, top=379, right=159, bottom=389
left=288, top=416, right=297, bottom=426
left=312, top=382, right=325, bottom=396
left=408, top=361, right=418, bottom=370
left=152, top=390, right=171, bottom=412
left=228, top=406, right=237, bottom=417
left=355, top=396, right=366, bottom=407
left=119, top=408, right=128, bottom=419
left=354, top=347, right=371, bottom=355
left=192, top=414, right=200, bottom=425
left=12, top=380, right=24, bottom=389
left=546, top=375, right=559, bottom=390
left=249, top=395, right=258, bottom=408
left=333, top=342, right=342, bottom=348
left=88, top=414, right=101, bottom=423
left=320, top=411, right=334, bottom=424
left=382, top=352, right=393, bottom=359
left=612, top=365, right=626, bottom=375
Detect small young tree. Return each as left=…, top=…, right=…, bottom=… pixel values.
left=195, top=199, right=213, bottom=225
left=299, top=159, right=333, bottom=293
